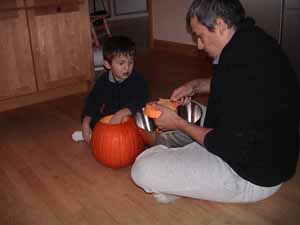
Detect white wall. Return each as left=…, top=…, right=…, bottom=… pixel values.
left=114, top=0, right=147, bottom=15
left=152, top=0, right=282, bottom=44
left=152, top=0, right=194, bottom=45
left=89, top=0, right=148, bottom=20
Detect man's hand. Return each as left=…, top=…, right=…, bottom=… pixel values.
left=170, top=83, right=194, bottom=104
left=153, top=104, right=185, bottom=131
left=175, top=96, right=191, bottom=106
left=153, top=103, right=213, bottom=146
left=170, top=78, right=211, bottom=104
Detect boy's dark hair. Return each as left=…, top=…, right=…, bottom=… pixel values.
left=186, top=0, right=245, bottom=31
left=102, top=36, right=136, bottom=63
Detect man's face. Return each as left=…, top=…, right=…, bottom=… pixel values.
left=190, top=17, right=223, bottom=59
left=104, top=54, right=134, bottom=81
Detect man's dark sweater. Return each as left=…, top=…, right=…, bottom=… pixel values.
left=82, top=70, right=148, bottom=129
left=204, top=18, right=300, bottom=187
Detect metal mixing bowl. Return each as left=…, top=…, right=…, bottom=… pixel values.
left=135, top=100, right=204, bottom=132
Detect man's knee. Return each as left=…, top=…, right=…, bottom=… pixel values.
left=131, top=155, right=152, bottom=192
left=131, top=146, right=164, bottom=192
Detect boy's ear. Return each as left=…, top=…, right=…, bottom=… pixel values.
left=103, top=60, right=111, bottom=70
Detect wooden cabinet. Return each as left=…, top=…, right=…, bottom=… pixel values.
left=0, top=0, right=93, bottom=112
left=0, top=0, right=37, bottom=101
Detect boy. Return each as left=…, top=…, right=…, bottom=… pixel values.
left=73, top=36, right=148, bottom=143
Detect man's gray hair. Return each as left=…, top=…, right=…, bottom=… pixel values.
left=186, top=0, right=245, bottom=31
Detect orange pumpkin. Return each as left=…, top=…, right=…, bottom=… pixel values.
left=91, top=115, right=145, bottom=168
left=144, top=98, right=178, bottom=118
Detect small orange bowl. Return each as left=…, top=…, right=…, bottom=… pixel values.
left=144, top=99, right=178, bottom=119
left=144, top=103, right=161, bottom=118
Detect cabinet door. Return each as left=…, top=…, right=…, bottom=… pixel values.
left=25, top=0, right=81, bottom=8
left=26, top=0, right=92, bottom=91
left=0, top=0, right=37, bottom=100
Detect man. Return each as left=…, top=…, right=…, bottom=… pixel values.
left=131, top=0, right=300, bottom=203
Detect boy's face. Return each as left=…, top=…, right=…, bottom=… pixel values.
left=104, top=54, right=134, bottom=81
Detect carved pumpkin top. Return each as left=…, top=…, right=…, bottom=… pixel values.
left=144, top=98, right=178, bottom=119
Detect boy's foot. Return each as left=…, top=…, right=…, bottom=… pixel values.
left=152, top=193, right=180, bottom=204
left=72, top=131, right=84, bottom=142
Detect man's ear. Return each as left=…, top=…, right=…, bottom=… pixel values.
left=103, top=60, right=111, bottom=70
left=215, top=18, right=228, bottom=35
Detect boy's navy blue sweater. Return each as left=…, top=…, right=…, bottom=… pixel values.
left=82, top=70, right=148, bottom=128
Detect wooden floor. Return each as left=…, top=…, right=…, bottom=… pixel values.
left=1, top=49, right=300, bottom=225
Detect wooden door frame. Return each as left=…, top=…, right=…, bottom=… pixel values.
left=147, top=0, right=153, bottom=48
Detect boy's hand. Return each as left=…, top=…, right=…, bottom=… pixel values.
left=110, top=108, right=132, bottom=124
left=82, top=125, right=92, bottom=143
left=82, top=116, right=92, bottom=143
